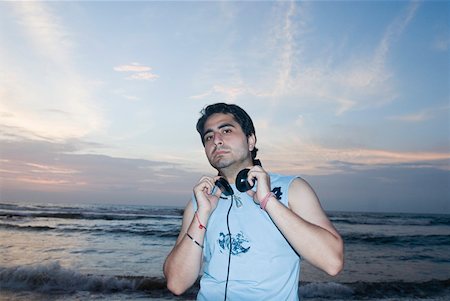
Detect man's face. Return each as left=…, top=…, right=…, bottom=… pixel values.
left=202, top=113, right=254, bottom=171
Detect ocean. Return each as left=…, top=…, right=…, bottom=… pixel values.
left=0, top=202, right=449, bottom=301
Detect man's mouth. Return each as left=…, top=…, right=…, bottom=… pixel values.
left=213, top=148, right=228, bottom=156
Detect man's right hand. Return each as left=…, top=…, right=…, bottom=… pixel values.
left=193, top=176, right=223, bottom=216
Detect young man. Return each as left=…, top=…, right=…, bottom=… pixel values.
left=164, top=103, right=344, bottom=300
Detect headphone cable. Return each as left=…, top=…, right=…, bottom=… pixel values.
left=224, top=195, right=234, bottom=301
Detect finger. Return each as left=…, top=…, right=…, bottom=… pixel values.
left=200, top=176, right=215, bottom=187
left=249, top=165, right=264, bottom=173
left=203, top=178, right=214, bottom=193
left=196, top=176, right=215, bottom=195
left=213, top=175, right=223, bottom=182
left=248, top=169, right=271, bottom=197
left=246, top=189, right=256, bottom=201
left=213, top=186, right=223, bottom=198
left=246, top=170, right=260, bottom=186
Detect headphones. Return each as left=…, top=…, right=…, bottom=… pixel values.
left=214, top=168, right=256, bottom=196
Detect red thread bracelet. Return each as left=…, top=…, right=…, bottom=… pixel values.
left=260, top=192, right=275, bottom=211
left=195, top=212, right=207, bottom=230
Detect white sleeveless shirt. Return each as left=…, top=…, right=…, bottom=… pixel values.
left=192, top=174, right=301, bottom=301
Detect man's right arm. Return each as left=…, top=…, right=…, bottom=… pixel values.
left=163, top=200, right=206, bottom=295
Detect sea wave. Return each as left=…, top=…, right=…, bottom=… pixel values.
left=344, top=233, right=450, bottom=246
left=0, top=223, right=180, bottom=238
left=0, top=262, right=137, bottom=294
left=0, top=203, right=184, bottom=221
left=347, top=279, right=450, bottom=299
left=0, top=262, right=186, bottom=299
left=331, top=213, right=450, bottom=226
left=1, top=263, right=449, bottom=299
left=0, top=211, right=182, bottom=221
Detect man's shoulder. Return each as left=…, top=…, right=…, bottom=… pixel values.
left=269, top=173, right=300, bottom=202
left=270, top=173, right=300, bottom=185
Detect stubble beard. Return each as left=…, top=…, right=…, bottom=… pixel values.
left=209, top=153, right=251, bottom=176
left=207, top=143, right=252, bottom=175
left=210, top=156, right=233, bottom=170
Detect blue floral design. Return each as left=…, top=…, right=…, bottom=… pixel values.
left=218, top=231, right=250, bottom=255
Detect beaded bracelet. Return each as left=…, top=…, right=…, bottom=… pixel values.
left=260, top=192, right=275, bottom=211
left=195, top=212, right=207, bottom=230
left=186, top=233, right=203, bottom=249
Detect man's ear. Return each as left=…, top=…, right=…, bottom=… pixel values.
left=248, top=134, right=256, bottom=151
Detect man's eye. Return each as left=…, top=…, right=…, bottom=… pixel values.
left=223, top=129, right=231, bottom=134
left=204, top=135, right=213, bottom=141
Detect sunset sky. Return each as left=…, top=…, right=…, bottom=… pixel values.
left=1, top=1, right=449, bottom=213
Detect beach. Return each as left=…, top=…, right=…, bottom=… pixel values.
left=1, top=202, right=449, bottom=300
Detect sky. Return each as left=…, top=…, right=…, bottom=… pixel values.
left=0, top=0, right=449, bottom=214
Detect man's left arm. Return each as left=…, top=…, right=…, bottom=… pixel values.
left=265, top=177, right=344, bottom=276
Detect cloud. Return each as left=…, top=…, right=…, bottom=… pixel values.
left=123, top=95, right=140, bottom=101
left=372, top=1, right=420, bottom=72
left=262, top=138, right=450, bottom=176
left=12, top=1, right=73, bottom=67
left=2, top=136, right=448, bottom=212
left=207, top=1, right=419, bottom=116
left=190, top=1, right=418, bottom=116
left=127, top=72, right=159, bottom=80
left=308, top=162, right=449, bottom=214
left=113, top=64, right=152, bottom=72
left=0, top=2, right=103, bottom=141
left=291, top=1, right=419, bottom=115
left=189, top=1, right=304, bottom=105
left=271, top=0, right=298, bottom=99
left=387, top=105, right=450, bottom=122
left=114, top=63, right=159, bottom=81
left=0, top=138, right=201, bottom=205
left=388, top=112, right=430, bottom=122
left=190, top=84, right=248, bottom=101
left=111, top=88, right=141, bottom=101
left=432, top=35, right=450, bottom=51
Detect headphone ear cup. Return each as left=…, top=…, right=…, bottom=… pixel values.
left=215, top=177, right=234, bottom=196
left=236, top=168, right=255, bottom=192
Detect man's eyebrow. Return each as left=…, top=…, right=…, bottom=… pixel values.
left=203, top=123, right=236, bottom=138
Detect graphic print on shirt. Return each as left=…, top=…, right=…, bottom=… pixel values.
left=272, top=186, right=282, bottom=200
left=218, top=231, right=250, bottom=255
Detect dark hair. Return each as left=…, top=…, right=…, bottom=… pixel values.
left=196, top=103, right=260, bottom=165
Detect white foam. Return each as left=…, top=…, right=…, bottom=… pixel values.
left=300, top=282, right=354, bottom=298
left=0, top=262, right=135, bottom=293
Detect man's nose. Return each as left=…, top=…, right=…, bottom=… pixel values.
left=213, top=132, right=223, bottom=145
